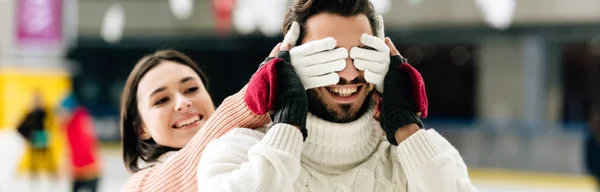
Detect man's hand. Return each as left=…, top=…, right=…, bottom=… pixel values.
left=284, top=22, right=348, bottom=90
left=394, top=124, right=420, bottom=143
left=262, top=22, right=347, bottom=90
left=379, top=37, right=427, bottom=145
left=349, top=16, right=390, bottom=94
left=268, top=39, right=310, bottom=140
left=254, top=22, right=310, bottom=140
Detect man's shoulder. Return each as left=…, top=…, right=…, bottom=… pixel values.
left=202, top=127, right=270, bottom=157
left=217, top=126, right=270, bottom=143
left=228, top=126, right=269, bottom=135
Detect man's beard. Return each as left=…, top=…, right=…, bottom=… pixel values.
left=307, top=78, right=374, bottom=123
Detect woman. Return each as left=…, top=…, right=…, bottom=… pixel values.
left=19, top=93, right=57, bottom=179
left=120, top=50, right=270, bottom=191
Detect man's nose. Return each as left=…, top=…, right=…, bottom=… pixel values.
left=337, top=57, right=360, bottom=82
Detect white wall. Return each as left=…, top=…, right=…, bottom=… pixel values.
left=476, top=36, right=527, bottom=122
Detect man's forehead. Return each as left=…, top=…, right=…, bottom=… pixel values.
left=301, top=13, right=373, bottom=47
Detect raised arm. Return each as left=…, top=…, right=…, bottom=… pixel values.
left=121, top=86, right=271, bottom=192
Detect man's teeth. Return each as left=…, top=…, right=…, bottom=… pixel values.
left=328, top=87, right=357, bottom=97
left=176, top=115, right=200, bottom=128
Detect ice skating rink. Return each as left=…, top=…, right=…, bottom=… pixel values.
left=4, top=146, right=595, bottom=192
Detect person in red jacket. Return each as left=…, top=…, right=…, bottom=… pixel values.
left=58, top=93, right=101, bottom=192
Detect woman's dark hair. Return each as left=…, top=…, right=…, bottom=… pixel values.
left=121, top=49, right=209, bottom=173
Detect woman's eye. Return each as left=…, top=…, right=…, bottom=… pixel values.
left=154, top=97, right=169, bottom=105
left=185, top=87, right=199, bottom=94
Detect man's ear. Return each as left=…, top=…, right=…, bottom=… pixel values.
left=372, top=91, right=382, bottom=121
left=139, top=125, right=151, bottom=140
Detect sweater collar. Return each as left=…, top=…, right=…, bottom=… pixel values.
left=302, top=105, right=384, bottom=171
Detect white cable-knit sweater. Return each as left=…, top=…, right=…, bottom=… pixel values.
left=197, top=109, right=478, bottom=192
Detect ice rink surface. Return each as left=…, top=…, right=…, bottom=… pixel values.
left=5, top=148, right=597, bottom=192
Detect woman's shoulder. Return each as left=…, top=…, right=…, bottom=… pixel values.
left=122, top=167, right=153, bottom=191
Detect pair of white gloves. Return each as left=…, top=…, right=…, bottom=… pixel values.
left=282, top=16, right=391, bottom=93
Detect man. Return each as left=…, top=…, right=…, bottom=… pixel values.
left=58, top=94, right=101, bottom=192
left=585, top=60, right=600, bottom=190
left=197, top=0, right=477, bottom=191
left=586, top=110, right=600, bottom=188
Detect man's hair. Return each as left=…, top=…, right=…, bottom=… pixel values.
left=282, top=0, right=377, bottom=45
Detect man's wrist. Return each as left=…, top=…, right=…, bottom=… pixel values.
left=394, top=124, right=420, bottom=144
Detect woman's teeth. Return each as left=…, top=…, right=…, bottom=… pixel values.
left=328, top=87, right=358, bottom=97
left=175, top=115, right=200, bottom=128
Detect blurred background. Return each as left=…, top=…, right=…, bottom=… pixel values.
left=0, top=0, right=599, bottom=191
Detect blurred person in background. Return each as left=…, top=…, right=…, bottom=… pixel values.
left=18, top=92, right=58, bottom=180
left=586, top=110, right=600, bottom=190
left=58, top=93, right=101, bottom=192
left=196, top=0, right=476, bottom=191
left=0, top=118, right=28, bottom=191
left=585, top=62, right=600, bottom=190
left=120, top=50, right=270, bottom=191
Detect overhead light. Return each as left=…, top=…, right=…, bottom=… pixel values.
left=101, top=4, right=125, bottom=44
left=258, top=0, right=286, bottom=37
left=476, top=0, right=516, bottom=30
left=234, top=0, right=286, bottom=37
left=169, top=0, right=194, bottom=20
left=370, top=0, right=392, bottom=15
left=232, top=0, right=256, bottom=35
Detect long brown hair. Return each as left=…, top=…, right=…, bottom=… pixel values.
left=120, top=50, right=209, bottom=173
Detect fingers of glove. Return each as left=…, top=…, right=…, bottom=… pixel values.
left=282, top=22, right=301, bottom=48
left=374, top=15, right=385, bottom=39
left=353, top=59, right=389, bottom=74
left=375, top=85, right=384, bottom=94
left=363, top=70, right=385, bottom=86
left=268, top=42, right=282, bottom=58
left=349, top=47, right=389, bottom=63
left=359, top=34, right=390, bottom=53
left=299, top=59, right=346, bottom=77
left=364, top=70, right=385, bottom=93
left=292, top=48, right=348, bottom=67
left=303, top=73, right=340, bottom=90
left=290, top=37, right=337, bottom=56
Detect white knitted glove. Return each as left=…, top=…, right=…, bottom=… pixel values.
left=349, top=15, right=390, bottom=93
left=281, top=22, right=349, bottom=90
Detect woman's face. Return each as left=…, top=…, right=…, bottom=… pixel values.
left=136, top=61, right=215, bottom=148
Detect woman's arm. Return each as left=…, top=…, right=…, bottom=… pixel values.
left=121, top=86, right=271, bottom=192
